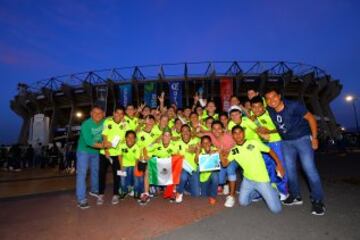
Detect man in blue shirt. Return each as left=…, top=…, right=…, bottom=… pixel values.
left=265, top=87, right=325, bottom=216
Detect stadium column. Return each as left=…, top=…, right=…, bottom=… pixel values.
left=10, top=98, right=32, bottom=144
left=83, top=82, right=95, bottom=108
left=319, top=81, right=343, bottom=139
left=259, top=71, right=268, bottom=96
left=309, top=94, right=331, bottom=140
left=62, top=84, right=75, bottom=141
left=42, top=87, right=57, bottom=142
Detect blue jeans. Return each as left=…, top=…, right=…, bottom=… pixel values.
left=227, top=160, right=239, bottom=182
left=219, top=166, right=228, bottom=185
left=120, top=166, right=135, bottom=193
left=76, top=151, right=99, bottom=204
left=200, top=172, right=219, bottom=197
left=134, top=175, right=144, bottom=194
left=282, top=135, right=324, bottom=202
left=263, top=141, right=288, bottom=195
left=239, top=178, right=282, bottom=213
left=177, top=170, right=201, bottom=196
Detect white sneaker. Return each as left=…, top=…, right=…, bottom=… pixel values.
left=111, top=195, right=119, bottom=205
left=279, top=193, right=288, bottom=201
left=175, top=193, right=183, bottom=203
left=128, top=189, right=134, bottom=197
left=223, top=184, right=230, bottom=195
left=224, top=195, right=235, bottom=208
left=89, top=191, right=100, bottom=199
left=97, top=195, right=104, bottom=205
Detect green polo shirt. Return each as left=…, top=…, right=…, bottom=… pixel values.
left=77, top=118, right=104, bottom=154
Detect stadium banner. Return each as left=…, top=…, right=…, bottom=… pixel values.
left=144, top=82, right=157, bottom=108
left=118, top=84, right=132, bottom=107
left=220, top=78, right=233, bottom=111
left=199, top=153, right=221, bottom=172
left=169, top=81, right=183, bottom=108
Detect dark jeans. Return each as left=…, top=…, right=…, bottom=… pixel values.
left=99, top=155, right=120, bottom=195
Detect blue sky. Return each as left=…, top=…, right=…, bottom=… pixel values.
left=0, top=0, right=359, bottom=144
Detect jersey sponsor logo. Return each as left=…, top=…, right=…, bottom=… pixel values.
left=260, top=119, right=267, bottom=124
left=246, top=144, right=255, bottom=151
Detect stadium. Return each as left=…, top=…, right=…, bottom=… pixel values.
left=10, top=61, right=342, bottom=145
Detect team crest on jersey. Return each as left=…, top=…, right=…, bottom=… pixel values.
left=167, top=149, right=172, bottom=154
left=141, top=136, right=145, bottom=141
left=108, top=124, right=112, bottom=129
left=247, top=144, right=255, bottom=150
left=157, top=147, right=162, bottom=151
left=151, top=133, right=155, bottom=137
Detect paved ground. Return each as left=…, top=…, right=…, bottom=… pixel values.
left=0, top=152, right=359, bottom=240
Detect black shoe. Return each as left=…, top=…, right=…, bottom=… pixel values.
left=282, top=196, right=303, bottom=206
left=77, top=202, right=90, bottom=210
left=311, top=202, right=325, bottom=216
left=119, top=192, right=128, bottom=200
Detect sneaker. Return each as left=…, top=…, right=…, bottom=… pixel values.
left=89, top=192, right=100, bottom=199
left=128, top=189, right=135, bottom=197
left=111, top=195, right=120, bottom=205
left=134, top=192, right=141, bottom=199
left=252, top=196, right=263, bottom=202
left=224, top=195, right=235, bottom=208
left=279, top=193, right=289, bottom=201
left=139, top=193, right=151, bottom=206
left=169, top=192, right=176, bottom=203
left=209, top=197, right=217, bottom=205
left=96, top=195, right=104, bottom=205
left=311, top=202, right=325, bottom=216
left=223, top=184, right=230, bottom=195
left=175, top=193, right=183, bottom=203
left=78, top=202, right=90, bottom=209
left=119, top=192, right=128, bottom=200
left=282, top=196, right=303, bottom=206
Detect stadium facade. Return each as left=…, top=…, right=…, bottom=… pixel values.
left=10, top=61, right=342, bottom=145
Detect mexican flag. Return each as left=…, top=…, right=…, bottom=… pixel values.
left=148, top=155, right=183, bottom=185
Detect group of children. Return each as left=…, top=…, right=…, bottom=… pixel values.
left=77, top=88, right=289, bottom=214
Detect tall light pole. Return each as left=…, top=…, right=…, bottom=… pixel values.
left=345, top=95, right=359, bottom=133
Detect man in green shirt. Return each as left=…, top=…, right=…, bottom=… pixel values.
left=220, top=125, right=285, bottom=213
left=76, top=104, right=111, bottom=209
left=175, top=124, right=201, bottom=203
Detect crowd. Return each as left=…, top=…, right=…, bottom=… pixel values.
left=0, top=142, right=76, bottom=174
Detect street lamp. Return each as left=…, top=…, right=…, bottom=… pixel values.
left=345, top=95, right=359, bottom=133
left=75, top=111, right=83, bottom=119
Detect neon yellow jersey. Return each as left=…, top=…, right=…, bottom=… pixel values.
left=137, top=127, right=159, bottom=149
left=199, top=146, right=218, bottom=182
left=100, top=117, right=127, bottom=156
left=152, top=125, right=165, bottom=140
left=119, top=143, right=141, bottom=167
left=202, top=111, right=219, bottom=121
left=228, top=140, right=270, bottom=182
left=168, top=119, right=175, bottom=129
left=172, top=129, right=182, bottom=141
left=177, top=137, right=200, bottom=171
left=256, top=111, right=281, bottom=142
left=227, top=117, right=260, bottom=141
left=125, top=116, right=139, bottom=131
left=148, top=141, right=179, bottom=158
